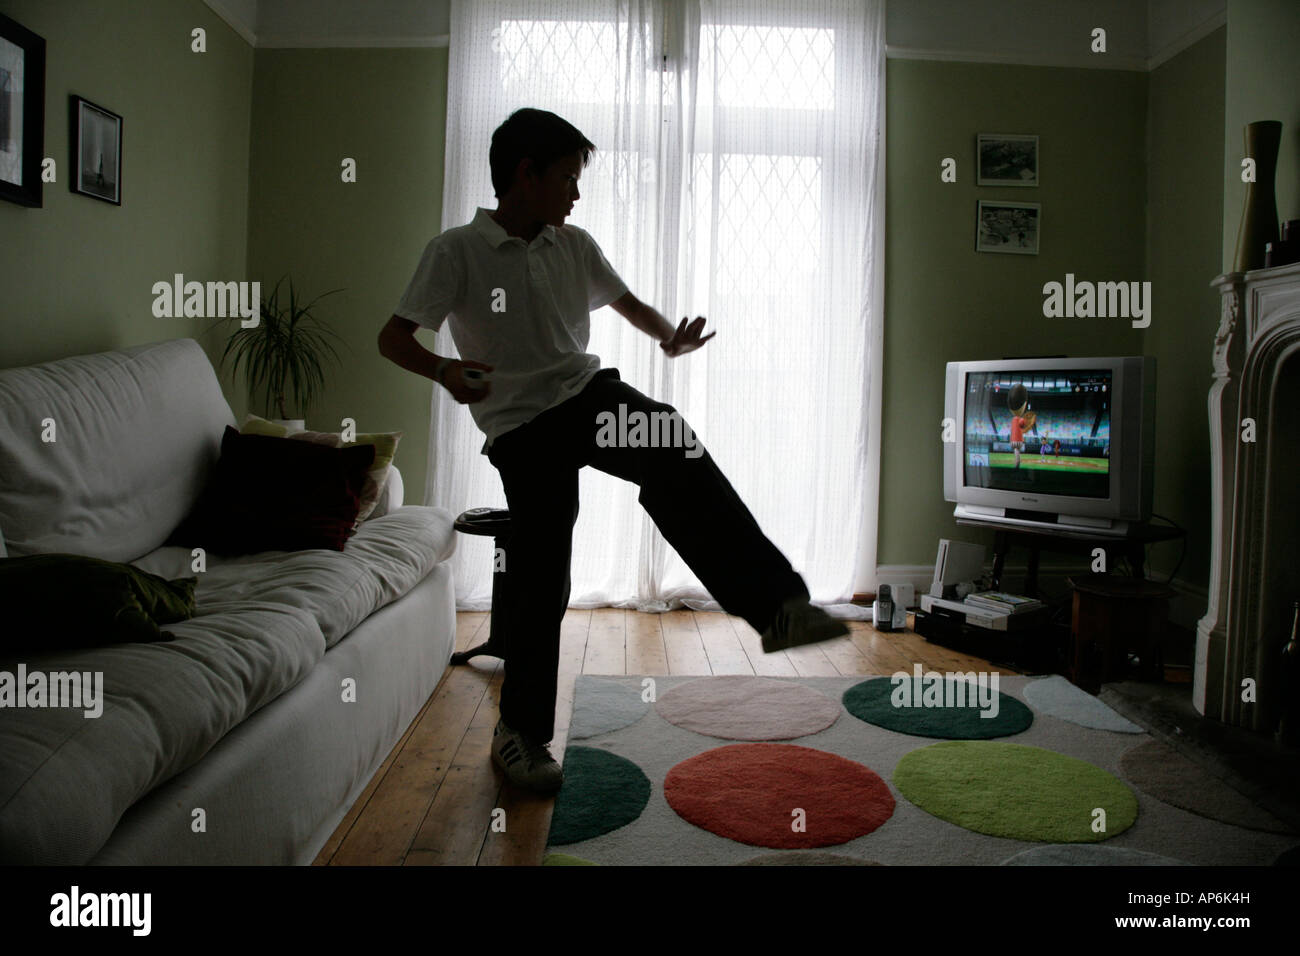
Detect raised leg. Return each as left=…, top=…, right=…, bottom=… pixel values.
left=578, top=372, right=808, bottom=635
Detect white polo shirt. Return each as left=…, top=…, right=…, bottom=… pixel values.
left=394, top=207, right=629, bottom=451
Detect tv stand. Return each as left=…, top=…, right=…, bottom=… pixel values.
left=955, top=514, right=1184, bottom=597
left=954, top=503, right=1130, bottom=536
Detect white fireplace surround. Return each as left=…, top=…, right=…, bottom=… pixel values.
left=1198, top=261, right=1300, bottom=731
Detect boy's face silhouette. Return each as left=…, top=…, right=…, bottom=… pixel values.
left=513, top=149, right=583, bottom=229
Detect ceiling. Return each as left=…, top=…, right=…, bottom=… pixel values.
left=201, top=0, right=1226, bottom=70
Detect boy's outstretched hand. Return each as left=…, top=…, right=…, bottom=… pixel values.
left=661, top=316, right=716, bottom=358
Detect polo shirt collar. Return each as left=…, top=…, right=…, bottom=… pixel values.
left=473, top=207, right=557, bottom=248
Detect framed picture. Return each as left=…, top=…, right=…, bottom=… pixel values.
left=70, top=95, right=122, bottom=205
left=0, top=13, right=46, bottom=208
left=977, top=133, right=1038, bottom=187
left=976, top=200, right=1040, bottom=255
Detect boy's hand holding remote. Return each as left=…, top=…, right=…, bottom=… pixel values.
left=439, top=359, right=493, bottom=404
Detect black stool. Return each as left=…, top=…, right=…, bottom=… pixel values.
left=449, top=507, right=512, bottom=665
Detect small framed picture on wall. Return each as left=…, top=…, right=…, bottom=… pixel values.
left=977, top=133, right=1038, bottom=187
left=0, top=13, right=46, bottom=208
left=70, top=95, right=122, bottom=205
left=976, top=200, right=1040, bottom=255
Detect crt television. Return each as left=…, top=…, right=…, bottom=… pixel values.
left=943, top=356, right=1155, bottom=536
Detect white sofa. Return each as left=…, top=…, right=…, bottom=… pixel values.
left=0, top=338, right=457, bottom=865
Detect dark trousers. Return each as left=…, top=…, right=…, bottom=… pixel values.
left=486, top=367, right=809, bottom=743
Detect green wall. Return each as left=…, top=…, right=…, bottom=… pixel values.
left=1145, top=28, right=1226, bottom=590
left=0, top=0, right=252, bottom=374
left=247, top=48, right=448, bottom=502
left=1223, top=0, right=1300, bottom=272
left=879, top=59, right=1147, bottom=569
left=7, top=2, right=1292, bottom=591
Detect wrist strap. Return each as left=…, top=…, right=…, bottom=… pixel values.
left=433, top=357, right=449, bottom=384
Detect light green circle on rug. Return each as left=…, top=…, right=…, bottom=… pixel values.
left=542, top=852, right=599, bottom=866
left=894, top=741, right=1138, bottom=843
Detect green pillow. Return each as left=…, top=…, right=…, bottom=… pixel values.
left=0, top=554, right=197, bottom=653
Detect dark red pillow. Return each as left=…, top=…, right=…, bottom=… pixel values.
left=171, top=426, right=376, bottom=555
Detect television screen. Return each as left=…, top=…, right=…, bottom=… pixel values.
left=962, top=369, right=1112, bottom=499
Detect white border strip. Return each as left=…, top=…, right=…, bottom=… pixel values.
left=199, top=0, right=258, bottom=47
left=1146, top=10, right=1227, bottom=71
left=885, top=44, right=1146, bottom=72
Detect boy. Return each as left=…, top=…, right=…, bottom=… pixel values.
left=378, top=108, right=846, bottom=793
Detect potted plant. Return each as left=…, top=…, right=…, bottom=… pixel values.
left=219, top=277, right=345, bottom=430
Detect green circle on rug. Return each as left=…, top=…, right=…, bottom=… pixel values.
left=894, top=741, right=1137, bottom=843
left=548, top=746, right=652, bottom=846
left=843, top=676, right=1032, bottom=738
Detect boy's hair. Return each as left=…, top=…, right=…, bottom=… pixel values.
left=490, top=108, right=596, bottom=197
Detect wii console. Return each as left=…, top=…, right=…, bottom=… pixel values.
left=930, top=539, right=986, bottom=599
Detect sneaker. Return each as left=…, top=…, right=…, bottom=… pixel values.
left=760, top=596, right=850, bottom=653
left=491, top=718, right=564, bottom=793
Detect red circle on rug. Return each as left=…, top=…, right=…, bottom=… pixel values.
left=664, top=744, right=895, bottom=849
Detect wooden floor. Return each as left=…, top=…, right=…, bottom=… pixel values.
left=312, top=607, right=1021, bottom=866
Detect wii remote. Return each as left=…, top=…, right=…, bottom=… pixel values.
left=462, top=368, right=489, bottom=389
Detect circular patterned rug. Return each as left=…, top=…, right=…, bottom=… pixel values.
left=664, top=743, right=894, bottom=848
left=1119, top=738, right=1296, bottom=833
left=542, top=852, right=598, bottom=865
left=569, top=676, right=651, bottom=739
left=655, top=676, right=842, bottom=740
left=736, top=852, right=883, bottom=866
left=843, top=676, right=1033, bottom=739
left=1022, top=675, right=1144, bottom=733
left=549, top=746, right=652, bottom=845
left=1274, top=845, right=1300, bottom=866
left=1000, top=844, right=1189, bottom=865
left=894, top=741, right=1138, bottom=842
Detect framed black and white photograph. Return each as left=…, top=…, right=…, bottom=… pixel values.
left=976, top=200, right=1040, bottom=255
left=0, top=13, right=46, bottom=208
left=70, top=95, right=122, bottom=205
left=977, top=133, right=1038, bottom=187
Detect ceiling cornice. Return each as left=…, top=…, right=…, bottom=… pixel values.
left=200, top=0, right=1226, bottom=70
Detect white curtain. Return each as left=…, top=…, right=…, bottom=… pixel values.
left=430, top=0, right=885, bottom=616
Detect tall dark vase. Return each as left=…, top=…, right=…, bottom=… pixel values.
left=1233, top=120, right=1282, bottom=272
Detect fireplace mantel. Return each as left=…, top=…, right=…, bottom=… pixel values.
left=1198, top=261, right=1300, bottom=731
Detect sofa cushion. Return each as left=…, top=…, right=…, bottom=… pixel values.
left=0, top=339, right=234, bottom=562
left=171, top=427, right=375, bottom=555
left=368, top=464, right=404, bottom=518
left=0, top=601, right=327, bottom=864
left=154, top=505, right=455, bottom=649
left=0, top=554, right=196, bottom=653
